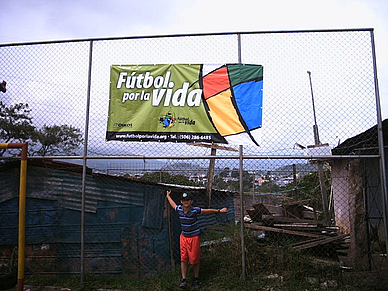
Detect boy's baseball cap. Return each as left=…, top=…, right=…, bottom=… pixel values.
left=181, top=192, right=193, bottom=200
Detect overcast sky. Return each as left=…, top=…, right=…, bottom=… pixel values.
left=1, top=0, right=387, bottom=119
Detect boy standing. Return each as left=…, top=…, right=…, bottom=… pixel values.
left=166, top=189, right=228, bottom=289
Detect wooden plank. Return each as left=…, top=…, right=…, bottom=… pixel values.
left=264, top=204, right=284, bottom=216
left=245, top=223, right=323, bottom=238
left=187, top=142, right=239, bottom=151
left=252, top=203, right=271, bottom=214
left=274, top=223, right=318, bottom=228
left=282, top=199, right=313, bottom=206
left=283, top=207, right=303, bottom=219
left=302, top=211, right=316, bottom=220
left=291, top=234, right=349, bottom=250
left=261, top=215, right=323, bottom=225
left=290, top=236, right=328, bottom=247
left=246, top=209, right=263, bottom=222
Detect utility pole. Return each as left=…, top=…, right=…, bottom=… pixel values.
left=307, top=71, right=320, bottom=145
left=307, top=71, right=331, bottom=226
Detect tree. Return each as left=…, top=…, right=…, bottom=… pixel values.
left=0, top=101, right=35, bottom=156
left=0, top=101, right=84, bottom=157
left=213, top=168, right=254, bottom=192
left=257, top=181, right=280, bottom=193
left=31, top=124, right=83, bottom=156
left=218, top=167, right=231, bottom=178
left=282, top=170, right=331, bottom=210
left=140, top=171, right=199, bottom=186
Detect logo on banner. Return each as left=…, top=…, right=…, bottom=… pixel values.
left=159, top=112, right=176, bottom=128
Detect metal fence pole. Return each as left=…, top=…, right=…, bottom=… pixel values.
left=237, top=33, right=246, bottom=280
left=16, top=144, right=27, bottom=291
left=0, top=143, right=28, bottom=291
left=370, top=30, right=388, bottom=254
left=237, top=32, right=247, bottom=280
left=81, top=40, right=94, bottom=284
left=239, top=145, right=246, bottom=280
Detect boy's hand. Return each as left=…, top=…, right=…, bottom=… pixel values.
left=219, top=207, right=228, bottom=213
left=166, top=189, right=177, bottom=209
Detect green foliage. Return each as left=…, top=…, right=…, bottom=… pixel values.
left=256, top=181, right=280, bottom=193
left=213, top=168, right=254, bottom=192
left=0, top=101, right=83, bottom=156
left=0, top=101, right=35, bottom=155
left=282, top=168, right=331, bottom=209
left=31, top=124, right=83, bottom=156
left=140, top=171, right=200, bottom=186
left=217, top=167, right=230, bottom=178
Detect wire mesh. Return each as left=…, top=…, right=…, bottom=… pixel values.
left=0, top=29, right=386, bottom=289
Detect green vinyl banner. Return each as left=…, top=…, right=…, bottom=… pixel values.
left=106, top=64, right=263, bottom=145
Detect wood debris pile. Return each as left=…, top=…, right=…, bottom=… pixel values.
left=244, top=199, right=349, bottom=251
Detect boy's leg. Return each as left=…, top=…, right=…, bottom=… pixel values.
left=181, top=261, right=189, bottom=279
left=193, top=263, right=200, bottom=278
left=191, top=236, right=201, bottom=289
left=179, top=234, right=190, bottom=288
left=193, top=264, right=200, bottom=289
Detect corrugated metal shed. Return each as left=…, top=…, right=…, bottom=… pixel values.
left=332, top=119, right=387, bottom=155
left=0, top=160, right=235, bottom=277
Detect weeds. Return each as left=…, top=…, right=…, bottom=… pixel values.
left=25, top=224, right=378, bottom=290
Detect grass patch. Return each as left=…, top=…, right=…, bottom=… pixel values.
left=25, top=224, right=378, bottom=290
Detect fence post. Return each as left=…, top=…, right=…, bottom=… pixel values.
left=370, top=30, right=388, bottom=255
left=237, top=33, right=247, bottom=280
left=17, top=143, right=27, bottom=291
left=0, top=143, right=28, bottom=291
left=81, top=40, right=94, bottom=284
left=239, top=145, right=246, bottom=280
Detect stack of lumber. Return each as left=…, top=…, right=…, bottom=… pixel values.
left=245, top=199, right=349, bottom=250
left=246, top=199, right=321, bottom=226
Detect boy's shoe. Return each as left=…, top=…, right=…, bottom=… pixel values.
left=179, top=279, right=187, bottom=288
left=193, top=278, right=200, bottom=289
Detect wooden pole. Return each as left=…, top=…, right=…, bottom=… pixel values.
left=293, top=164, right=297, bottom=199
left=239, top=145, right=246, bottom=280
left=166, top=199, right=175, bottom=269
left=187, top=142, right=237, bottom=207
left=206, top=147, right=217, bottom=207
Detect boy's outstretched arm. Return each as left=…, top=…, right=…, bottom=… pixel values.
left=202, top=207, right=228, bottom=214
left=166, top=189, right=177, bottom=209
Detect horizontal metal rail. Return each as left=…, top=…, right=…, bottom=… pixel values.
left=0, top=154, right=380, bottom=161
left=0, top=28, right=373, bottom=47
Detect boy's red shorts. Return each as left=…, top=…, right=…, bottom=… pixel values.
left=180, top=234, right=200, bottom=264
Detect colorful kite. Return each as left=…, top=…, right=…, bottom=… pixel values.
left=201, top=64, right=263, bottom=145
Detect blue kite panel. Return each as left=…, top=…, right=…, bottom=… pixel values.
left=233, top=80, right=263, bottom=130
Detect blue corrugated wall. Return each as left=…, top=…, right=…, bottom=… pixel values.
left=0, top=162, right=235, bottom=277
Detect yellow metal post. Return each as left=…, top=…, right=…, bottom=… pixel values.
left=1, top=143, right=28, bottom=291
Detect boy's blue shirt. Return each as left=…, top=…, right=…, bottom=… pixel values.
left=175, top=205, right=202, bottom=237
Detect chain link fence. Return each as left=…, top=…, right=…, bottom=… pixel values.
left=1, top=29, right=387, bottom=289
